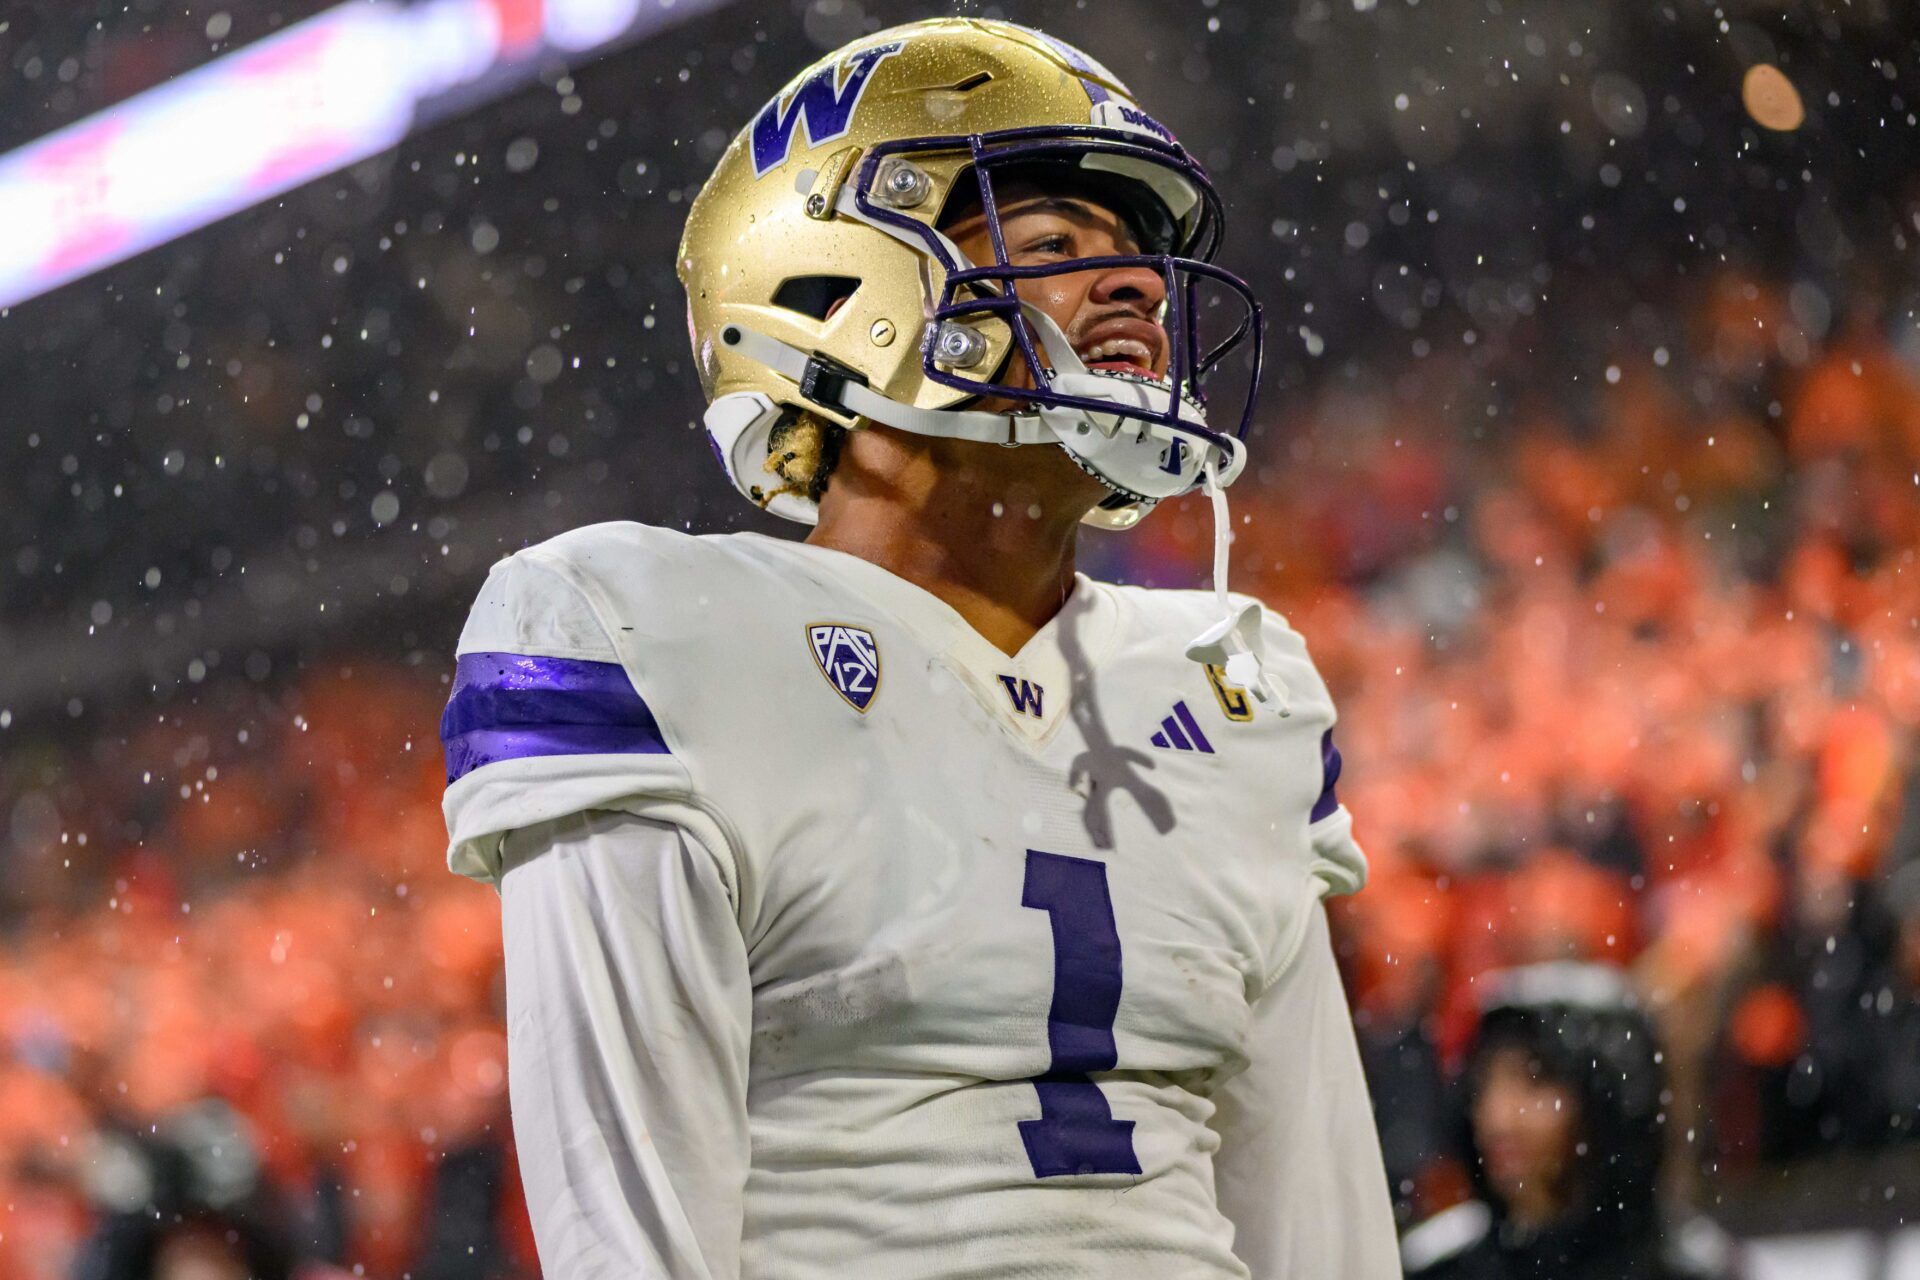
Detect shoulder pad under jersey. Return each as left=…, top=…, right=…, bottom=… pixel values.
left=440, top=523, right=694, bottom=883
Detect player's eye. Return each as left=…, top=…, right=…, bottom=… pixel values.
left=1019, top=233, right=1072, bottom=257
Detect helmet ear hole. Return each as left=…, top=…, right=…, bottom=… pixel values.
left=771, top=275, right=861, bottom=321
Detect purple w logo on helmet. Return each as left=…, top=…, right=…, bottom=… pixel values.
left=751, top=42, right=903, bottom=177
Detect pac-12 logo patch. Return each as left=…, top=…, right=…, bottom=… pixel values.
left=808, top=623, right=881, bottom=712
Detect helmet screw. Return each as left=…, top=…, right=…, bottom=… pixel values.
left=874, top=160, right=933, bottom=209
left=870, top=319, right=896, bottom=347
left=805, top=193, right=828, bottom=217
left=933, top=322, right=989, bottom=368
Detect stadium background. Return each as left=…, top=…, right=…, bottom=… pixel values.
left=3, top=0, right=1919, bottom=1276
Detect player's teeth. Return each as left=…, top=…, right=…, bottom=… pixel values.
left=1083, top=338, right=1152, bottom=366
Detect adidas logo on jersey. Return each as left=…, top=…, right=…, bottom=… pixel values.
left=1149, top=700, right=1215, bottom=754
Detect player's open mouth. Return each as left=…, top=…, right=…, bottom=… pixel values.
left=1081, top=337, right=1156, bottom=373
left=1074, top=316, right=1167, bottom=376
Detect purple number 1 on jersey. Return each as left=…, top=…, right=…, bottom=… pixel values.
left=1018, top=850, right=1142, bottom=1178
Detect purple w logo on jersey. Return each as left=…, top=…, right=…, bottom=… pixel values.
left=751, top=43, right=903, bottom=177
left=809, top=623, right=881, bottom=712
left=997, top=675, right=1045, bottom=718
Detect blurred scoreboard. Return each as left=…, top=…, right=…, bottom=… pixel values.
left=0, top=0, right=727, bottom=310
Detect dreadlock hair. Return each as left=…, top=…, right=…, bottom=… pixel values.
left=753, top=406, right=847, bottom=508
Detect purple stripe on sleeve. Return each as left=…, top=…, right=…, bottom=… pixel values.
left=440, top=651, right=668, bottom=784
left=1311, top=729, right=1343, bottom=823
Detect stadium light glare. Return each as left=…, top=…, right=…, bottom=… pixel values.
left=0, top=0, right=728, bottom=311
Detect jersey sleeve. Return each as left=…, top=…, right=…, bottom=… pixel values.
left=441, top=548, right=697, bottom=886
left=500, top=808, right=751, bottom=1279
left=1210, top=904, right=1400, bottom=1279
left=1306, top=727, right=1368, bottom=899
left=1256, top=602, right=1369, bottom=902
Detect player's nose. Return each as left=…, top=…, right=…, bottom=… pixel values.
left=1087, top=260, right=1167, bottom=317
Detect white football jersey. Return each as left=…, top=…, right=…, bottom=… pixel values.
left=443, top=521, right=1380, bottom=1279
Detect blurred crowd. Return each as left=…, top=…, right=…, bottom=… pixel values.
left=0, top=669, right=533, bottom=1278
left=5, top=258, right=1918, bottom=1275
left=1104, top=264, right=1920, bottom=1230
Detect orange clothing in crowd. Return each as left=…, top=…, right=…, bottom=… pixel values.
left=3, top=274, right=1920, bottom=1273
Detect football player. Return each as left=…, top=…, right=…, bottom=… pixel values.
left=442, top=18, right=1398, bottom=1278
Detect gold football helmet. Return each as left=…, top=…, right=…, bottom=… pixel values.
left=677, top=17, right=1262, bottom=529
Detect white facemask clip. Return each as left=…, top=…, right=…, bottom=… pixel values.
left=1181, top=456, right=1290, bottom=717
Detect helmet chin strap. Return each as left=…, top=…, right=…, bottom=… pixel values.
left=1020, top=308, right=1288, bottom=715
left=1184, top=456, right=1290, bottom=717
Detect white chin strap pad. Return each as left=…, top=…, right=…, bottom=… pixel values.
left=1040, top=370, right=1242, bottom=501
left=1020, top=305, right=1243, bottom=502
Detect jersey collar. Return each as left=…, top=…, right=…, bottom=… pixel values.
left=737, top=532, right=1119, bottom=745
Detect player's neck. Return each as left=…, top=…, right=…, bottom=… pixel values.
left=807, top=437, right=1093, bottom=657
